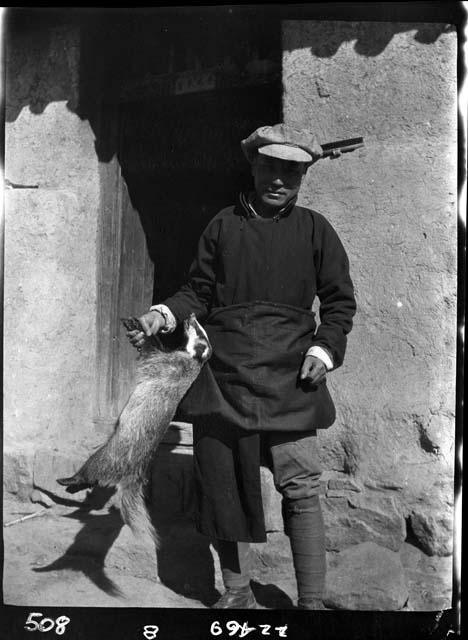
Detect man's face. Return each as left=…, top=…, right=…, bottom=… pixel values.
left=251, top=154, right=307, bottom=210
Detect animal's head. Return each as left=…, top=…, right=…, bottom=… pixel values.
left=183, top=313, right=212, bottom=364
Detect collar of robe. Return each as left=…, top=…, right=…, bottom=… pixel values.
left=239, top=192, right=298, bottom=222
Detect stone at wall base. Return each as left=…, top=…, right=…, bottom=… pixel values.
left=399, top=542, right=452, bottom=611
left=324, top=542, right=409, bottom=610
left=323, top=493, right=406, bottom=552
left=410, top=505, right=453, bottom=557
left=3, top=446, right=35, bottom=501
left=3, top=442, right=104, bottom=504
left=252, top=531, right=293, bottom=573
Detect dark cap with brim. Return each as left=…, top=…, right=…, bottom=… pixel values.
left=241, top=123, right=323, bottom=165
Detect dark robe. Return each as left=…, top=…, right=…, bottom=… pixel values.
left=162, top=195, right=356, bottom=540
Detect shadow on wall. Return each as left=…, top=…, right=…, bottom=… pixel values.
left=4, top=10, right=456, bottom=128
left=289, top=22, right=455, bottom=58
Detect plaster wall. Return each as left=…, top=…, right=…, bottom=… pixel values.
left=3, top=25, right=100, bottom=474
left=282, top=21, right=457, bottom=558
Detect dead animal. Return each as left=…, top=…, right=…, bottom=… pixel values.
left=57, top=313, right=211, bottom=544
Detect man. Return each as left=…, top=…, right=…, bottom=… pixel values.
left=128, top=123, right=356, bottom=609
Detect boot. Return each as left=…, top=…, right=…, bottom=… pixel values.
left=212, top=585, right=257, bottom=609
left=297, top=598, right=325, bottom=610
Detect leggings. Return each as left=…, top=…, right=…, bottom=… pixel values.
left=217, top=493, right=326, bottom=605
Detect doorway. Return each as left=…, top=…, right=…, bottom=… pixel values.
left=93, top=8, right=282, bottom=426
left=120, top=84, right=282, bottom=302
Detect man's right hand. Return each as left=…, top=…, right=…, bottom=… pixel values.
left=127, top=310, right=166, bottom=349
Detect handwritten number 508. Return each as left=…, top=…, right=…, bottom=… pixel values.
left=24, top=613, right=70, bottom=635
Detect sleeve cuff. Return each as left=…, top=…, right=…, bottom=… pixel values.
left=149, top=304, right=177, bottom=333
left=306, top=345, right=334, bottom=371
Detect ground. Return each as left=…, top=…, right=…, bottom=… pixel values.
left=2, top=496, right=297, bottom=609
left=3, top=495, right=452, bottom=612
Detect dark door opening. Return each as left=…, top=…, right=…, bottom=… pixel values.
left=116, top=9, right=282, bottom=305
left=89, top=9, right=282, bottom=422
left=120, top=84, right=282, bottom=305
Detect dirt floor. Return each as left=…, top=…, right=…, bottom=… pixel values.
left=2, top=496, right=297, bottom=609
left=3, top=494, right=452, bottom=612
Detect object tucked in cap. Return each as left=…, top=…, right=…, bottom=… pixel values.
left=241, top=123, right=323, bottom=165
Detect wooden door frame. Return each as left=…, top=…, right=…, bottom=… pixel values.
left=93, top=101, right=155, bottom=435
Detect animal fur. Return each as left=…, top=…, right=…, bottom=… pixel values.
left=57, top=313, right=211, bottom=545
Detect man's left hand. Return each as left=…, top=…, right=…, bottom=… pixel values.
left=300, top=355, right=327, bottom=386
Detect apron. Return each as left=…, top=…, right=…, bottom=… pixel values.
left=177, top=300, right=335, bottom=541
left=175, top=300, right=335, bottom=541
left=176, top=300, right=336, bottom=431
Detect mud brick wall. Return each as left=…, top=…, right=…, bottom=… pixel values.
left=3, top=23, right=101, bottom=496
left=278, top=20, right=457, bottom=607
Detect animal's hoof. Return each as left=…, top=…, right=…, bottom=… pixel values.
left=56, top=476, right=93, bottom=494
left=56, top=475, right=77, bottom=486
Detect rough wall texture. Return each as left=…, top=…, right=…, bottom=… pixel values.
left=4, top=24, right=100, bottom=494
left=281, top=20, right=457, bottom=603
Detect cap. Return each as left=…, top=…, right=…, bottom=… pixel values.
left=241, top=123, right=323, bottom=165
